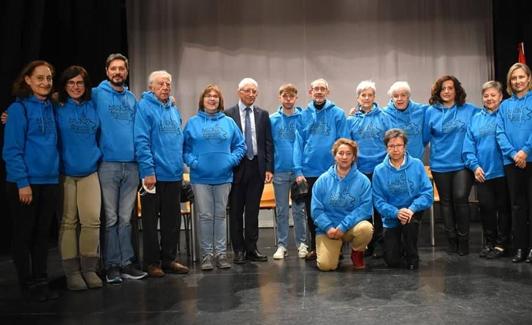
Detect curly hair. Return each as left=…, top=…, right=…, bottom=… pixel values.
left=429, top=75, right=466, bottom=106
left=11, top=60, right=55, bottom=99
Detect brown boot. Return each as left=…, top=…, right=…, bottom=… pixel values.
left=80, top=256, right=103, bottom=289
left=63, top=258, right=88, bottom=291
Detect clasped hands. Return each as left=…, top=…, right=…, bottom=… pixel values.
left=397, top=208, right=414, bottom=225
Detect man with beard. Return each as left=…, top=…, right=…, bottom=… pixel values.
left=92, top=53, right=147, bottom=284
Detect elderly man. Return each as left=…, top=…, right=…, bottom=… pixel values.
left=372, top=129, right=433, bottom=270
left=225, top=78, right=273, bottom=264
left=92, top=54, right=147, bottom=283
left=294, top=78, right=347, bottom=261
left=134, top=70, right=189, bottom=277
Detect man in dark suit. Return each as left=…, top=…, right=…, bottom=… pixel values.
left=225, top=78, right=273, bottom=264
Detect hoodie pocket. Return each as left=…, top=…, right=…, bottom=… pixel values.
left=193, top=152, right=234, bottom=180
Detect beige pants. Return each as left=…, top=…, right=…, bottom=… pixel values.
left=59, top=172, right=102, bottom=259
left=316, top=220, right=373, bottom=271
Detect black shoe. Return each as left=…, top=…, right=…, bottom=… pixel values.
left=486, top=247, right=505, bottom=259
left=512, top=249, right=525, bottom=263
left=479, top=245, right=492, bottom=258
left=525, top=249, right=532, bottom=263
left=233, top=251, right=247, bottom=264
left=246, top=249, right=268, bottom=262
left=305, top=250, right=317, bottom=261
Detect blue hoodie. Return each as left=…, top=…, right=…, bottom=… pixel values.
left=3, top=97, right=59, bottom=188
left=134, top=91, right=184, bottom=181
left=372, top=154, right=433, bottom=229
left=293, top=100, right=347, bottom=177
left=383, top=100, right=428, bottom=160
left=348, top=104, right=392, bottom=174
left=270, top=106, right=303, bottom=173
left=496, top=90, right=532, bottom=165
left=92, top=80, right=137, bottom=162
left=311, top=164, right=372, bottom=234
left=183, top=110, right=246, bottom=184
left=56, top=98, right=101, bottom=176
left=463, top=108, right=505, bottom=179
left=423, top=103, right=478, bottom=172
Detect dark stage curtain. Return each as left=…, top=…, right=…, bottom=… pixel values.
left=0, top=0, right=128, bottom=253
left=493, top=0, right=532, bottom=94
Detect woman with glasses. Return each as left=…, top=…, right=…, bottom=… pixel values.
left=373, top=129, right=433, bottom=270
left=183, top=84, right=246, bottom=270
left=55, top=66, right=103, bottom=290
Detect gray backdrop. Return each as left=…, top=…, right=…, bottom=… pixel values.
left=126, top=0, right=493, bottom=121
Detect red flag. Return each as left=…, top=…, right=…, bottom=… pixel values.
left=518, top=42, right=526, bottom=64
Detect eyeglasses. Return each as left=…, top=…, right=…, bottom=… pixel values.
left=311, top=86, right=327, bottom=92
left=387, top=144, right=404, bottom=149
left=67, top=80, right=85, bottom=87
left=204, top=94, right=219, bottom=99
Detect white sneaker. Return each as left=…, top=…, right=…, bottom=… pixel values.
left=273, top=246, right=287, bottom=260
left=297, top=243, right=309, bottom=258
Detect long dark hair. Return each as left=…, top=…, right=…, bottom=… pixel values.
left=11, top=60, right=55, bottom=98
left=57, top=65, right=92, bottom=104
left=429, top=75, right=466, bottom=106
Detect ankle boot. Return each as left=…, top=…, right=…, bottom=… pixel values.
left=63, top=258, right=88, bottom=291
left=512, top=249, right=525, bottom=263
left=525, top=249, right=532, bottom=263
left=80, top=256, right=103, bottom=289
left=457, top=238, right=469, bottom=256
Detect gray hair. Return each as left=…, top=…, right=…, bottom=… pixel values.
left=481, top=80, right=503, bottom=95
left=238, top=77, right=258, bottom=90
left=356, top=80, right=376, bottom=96
left=148, top=70, right=172, bottom=87
left=387, top=81, right=411, bottom=97
left=310, top=78, right=329, bottom=89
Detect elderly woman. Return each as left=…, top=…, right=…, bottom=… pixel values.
left=424, top=75, right=478, bottom=255
left=348, top=80, right=392, bottom=258
left=463, top=81, right=510, bottom=259
left=372, top=129, right=433, bottom=270
left=134, top=70, right=189, bottom=277
left=383, top=81, right=429, bottom=160
left=3, top=61, right=59, bottom=301
left=311, top=138, right=374, bottom=271
left=55, top=66, right=103, bottom=290
left=496, top=63, right=532, bottom=263
left=183, top=84, right=246, bottom=270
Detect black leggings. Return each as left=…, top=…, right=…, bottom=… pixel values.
left=432, top=169, right=473, bottom=240
left=505, top=164, right=532, bottom=250
left=7, top=182, right=59, bottom=285
left=476, top=176, right=511, bottom=248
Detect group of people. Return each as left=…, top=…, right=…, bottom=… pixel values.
left=3, top=53, right=531, bottom=302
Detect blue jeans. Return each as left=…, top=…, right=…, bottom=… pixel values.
left=98, top=162, right=139, bottom=269
left=273, top=172, right=306, bottom=248
left=192, top=183, right=231, bottom=257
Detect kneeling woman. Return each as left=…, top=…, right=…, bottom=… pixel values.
left=372, top=129, right=433, bottom=270
left=311, top=138, right=374, bottom=271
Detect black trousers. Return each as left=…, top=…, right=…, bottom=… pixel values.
left=432, top=169, right=473, bottom=240
left=476, top=176, right=511, bottom=247
left=229, top=158, right=265, bottom=253
left=383, top=212, right=422, bottom=267
left=7, top=182, right=59, bottom=285
left=364, top=173, right=383, bottom=253
left=140, top=181, right=181, bottom=266
left=505, top=164, right=532, bottom=250
left=303, top=177, right=318, bottom=251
